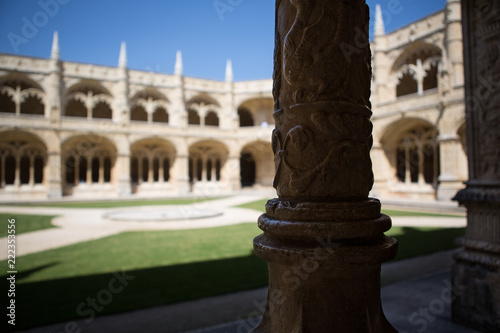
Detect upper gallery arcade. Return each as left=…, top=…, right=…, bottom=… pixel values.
left=0, top=0, right=467, bottom=201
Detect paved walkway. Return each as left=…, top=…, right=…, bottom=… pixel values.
left=0, top=193, right=466, bottom=260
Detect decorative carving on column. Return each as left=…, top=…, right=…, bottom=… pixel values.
left=452, top=0, right=500, bottom=332
left=252, top=1, right=398, bottom=332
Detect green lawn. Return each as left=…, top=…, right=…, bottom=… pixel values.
left=0, top=213, right=57, bottom=237
left=9, top=197, right=221, bottom=209
left=0, top=222, right=464, bottom=331
left=237, top=199, right=463, bottom=218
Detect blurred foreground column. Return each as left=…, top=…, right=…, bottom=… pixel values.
left=252, top=1, right=398, bottom=332
left=452, top=1, right=500, bottom=332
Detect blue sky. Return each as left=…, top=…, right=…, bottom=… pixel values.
left=0, top=0, right=446, bottom=81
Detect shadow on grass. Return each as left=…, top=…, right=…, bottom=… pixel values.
left=1, top=227, right=465, bottom=332
left=1, top=252, right=268, bottom=332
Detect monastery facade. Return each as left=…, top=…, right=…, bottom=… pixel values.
left=0, top=1, right=467, bottom=201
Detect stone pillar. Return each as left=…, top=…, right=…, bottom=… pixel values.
left=86, top=157, right=91, bottom=184
left=116, top=152, right=131, bottom=196
left=171, top=141, right=190, bottom=194
left=251, top=1, right=397, bottom=332
left=452, top=1, right=500, bottom=332
left=46, top=151, right=62, bottom=198
left=445, top=0, right=464, bottom=88
left=437, top=134, right=467, bottom=201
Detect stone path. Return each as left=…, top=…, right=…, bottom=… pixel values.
left=0, top=193, right=466, bottom=260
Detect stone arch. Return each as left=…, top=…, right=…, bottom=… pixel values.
left=238, top=107, right=254, bottom=127
left=186, top=95, right=220, bottom=127
left=237, top=97, right=274, bottom=127
left=64, top=81, right=113, bottom=119
left=130, top=138, right=176, bottom=190
left=381, top=118, right=440, bottom=188
left=61, top=134, right=117, bottom=196
left=130, top=89, right=170, bottom=124
left=391, top=43, right=442, bottom=98
left=188, top=140, right=228, bottom=185
left=0, top=130, right=47, bottom=189
left=0, top=75, right=45, bottom=116
left=240, top=140, right=274, bottom=187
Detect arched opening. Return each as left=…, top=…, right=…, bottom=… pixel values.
left=65, top=99, right=87, bottom=118
left=0, top=80, right=45, bottom=116
left=64, top=84, right=112, bottom=120
left=5, top=156, right=15, bottom=185
left=205, top=111, right=219, bottom=127
left=153, top=107, right=169, bottom=123
left=131, top=157, right=139, bottom=183
left=91, top=157, right=100, bottom=183
left=66, top=156, right=75, bottom=184
left=188, top=109, right=200, bottom=125
left=130, top=139, right=176, bottom=190
left=0, top=90, right=15, bottom=113
left=396, top=72, right=418, bottom=97
left=395, top=126, right=440, bottom=187
left=238, top=107, right=254, bottom=127
left=423, top=64, right=439, bottom=91
left=393, top=44, right=441, bottom=99
left=0, top=131, right=47, bottom=189
left=142, top=158, right=149, bottom=182
left=21, top=95, right=44, bottom=115
left=188, top=140, right=227, bottom=188
left=20, top=156, right=30, bottom=184
left=131, top=106, right=148, bottom=122
left=34, top=156, right=44, bottom=183
left=206, top=159, right=213, bottom=181
left=237, top=98, right=274, bottom=127
left=78, top=156, right=87, bottom=183
left=62, top=135, right=116, bottom=194
left=93, top=102, right=112, bottom=119
left=240, top=152, right=256, bottom=187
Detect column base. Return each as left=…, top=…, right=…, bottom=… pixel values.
left=452, top=251, right=500, bottom=332
left=252, top=198, right=398, bottom=333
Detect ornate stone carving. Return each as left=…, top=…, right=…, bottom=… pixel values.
left=271, top=0, right=374, bottom=201
left=452, top=1, right=500, bottom=332
left=252, top=1, right=397, bottom=332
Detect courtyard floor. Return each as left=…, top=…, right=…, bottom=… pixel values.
left=0, top=191, right=475, bottom=333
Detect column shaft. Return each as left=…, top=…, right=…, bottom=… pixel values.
left=86, top=157, right=91, bottom=184
left=251, top=1, right=397, bottom=332
left=14, top=156, right=20, bottom=186
left=452, top=1, right=500, bottom=331
left=99, top=157, right=104, bottom=184
left=29, top=156, right=35, bottom=186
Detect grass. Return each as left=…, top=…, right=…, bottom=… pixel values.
left=0, top=223, right=465, bottom=331
left=0, top=213, right=57, bottom=237
left=237, top=199, right=463, bottom=217
left=9, top=197, right=221, bottom=209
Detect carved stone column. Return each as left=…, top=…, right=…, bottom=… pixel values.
left=452, top=1, right=500, bottom=332
left=252, top=1, right=398, bottom=332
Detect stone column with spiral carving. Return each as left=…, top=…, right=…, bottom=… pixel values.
left=251, top=1, right=398, bottom=332
left=452, top=1, right=500, bottom=332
